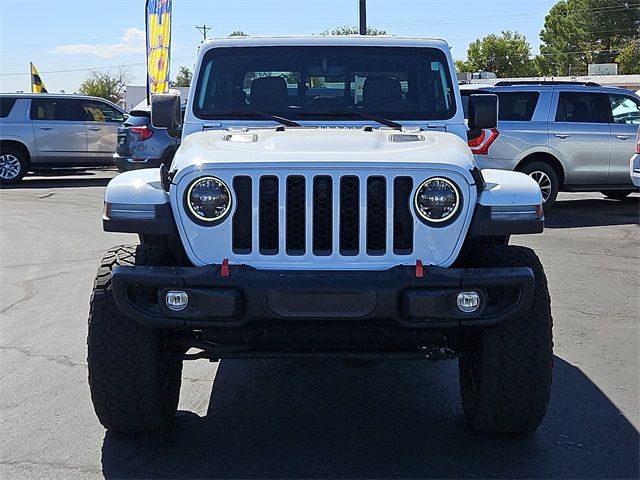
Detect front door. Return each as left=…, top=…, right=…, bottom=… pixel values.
left=30, top=98, right=87, bottom=165
left=549, top=91, right=612, bottom=186
left=607, top=93, right=640, bottom=185
left=80, top=99, right=126, bottom=164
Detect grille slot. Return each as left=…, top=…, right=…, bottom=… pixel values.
left=393, top=177, right=414, bottom=254
left=259, top=176, right=279, bottom=255
left=313, top=176, right=333, bottom=256
left=340, top=176, right=360, bottom=255
left=366, top=176, right=387, bottom=255
left=232, top=176, right=252, bottom=254
left=286, top=176, right=306, bottom=255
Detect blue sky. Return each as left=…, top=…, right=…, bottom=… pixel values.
left=0, top=0, right=557, bottom=93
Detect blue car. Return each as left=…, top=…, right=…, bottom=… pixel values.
left=113, top=104, right=184, bottom=172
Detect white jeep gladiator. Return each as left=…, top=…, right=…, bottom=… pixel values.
left=89, top=36, right=552, bottom=434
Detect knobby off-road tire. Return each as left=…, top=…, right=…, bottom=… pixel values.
left=458, top=245, right=553, bottom=434
left=88, top=245, right=183, bottom=432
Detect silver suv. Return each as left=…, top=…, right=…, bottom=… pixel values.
left=461, top=81, right=640, bottom=207
left=0, top=94, right=127, bottom=184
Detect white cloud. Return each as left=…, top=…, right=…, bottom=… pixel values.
left=52, top=28, right=146, bottom=59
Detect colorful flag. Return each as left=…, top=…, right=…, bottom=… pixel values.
left=30, top=62, right=48, bottom=93
left=146, top=0, right=172, bottom=100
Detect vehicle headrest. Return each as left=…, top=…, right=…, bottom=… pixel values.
left=363, top=76, right=402, bottom=106
left=250, top=76, right=288, bottom=111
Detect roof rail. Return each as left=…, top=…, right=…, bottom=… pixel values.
left=494, top=80, right=601, bottom=87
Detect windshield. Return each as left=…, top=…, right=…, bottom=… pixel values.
left=193, top=46, right=456, bottom=122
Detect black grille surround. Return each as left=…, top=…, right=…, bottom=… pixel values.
left=232, top=174, right=417, bottom=257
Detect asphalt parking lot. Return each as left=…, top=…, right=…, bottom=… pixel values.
left=0, top=169, right=638, bottom=479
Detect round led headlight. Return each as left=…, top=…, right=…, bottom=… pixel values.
left=186, top=176, right=232, bottom=222
left=414, top=177, right=460, bottom=223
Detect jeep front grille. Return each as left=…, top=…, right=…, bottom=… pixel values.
left=231, top=174, right=414, bottom=257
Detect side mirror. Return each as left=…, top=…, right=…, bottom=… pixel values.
left=468, top=94, right=498, bottom=130
left=151, top=94, right=182, bottom=130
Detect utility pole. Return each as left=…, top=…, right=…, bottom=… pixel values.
left=196, top=24, right=211, bottom=42
left=359, top=0, right=367, bottom=35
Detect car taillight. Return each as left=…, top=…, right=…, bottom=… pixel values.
left=468, top=128, right=499, bottom=155
left=130, top=126, right=153, bottom=141
left=636, top=129, right=640, bottom=154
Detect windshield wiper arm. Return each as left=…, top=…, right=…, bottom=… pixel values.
left=212, top=111, right=301, bottom=127
left=301, top=111, right=402, bottom=129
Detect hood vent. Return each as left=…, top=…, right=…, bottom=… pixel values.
left=389, top=133, right=425, bottom=143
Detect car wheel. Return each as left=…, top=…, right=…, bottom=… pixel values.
left=458, top=245, right=553, bottom=434
left=600, top=190, right=636, bottom=201
left=88, top=244, right=183, bottom=432
left=0, top=147, right=28, bottom=184
left=520, top=162, right=559, bottom=209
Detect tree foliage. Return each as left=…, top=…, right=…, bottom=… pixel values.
left=228, top=30, right=248, bottom=37
left=78, top=67, right=132, bottom=101
left=538, top=0, right=640, bottom=75
left=173, top=66, right=192, bottom=87
left=616, top=40, right=640, bottom=74
left=320, top=25, right=387, bottom=35
left=460, top=31, right=534, bottom=77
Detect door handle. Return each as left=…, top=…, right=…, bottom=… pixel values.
left=87, top=127, right=101, bottom=131
left=554, top=133, right=570, bottom=139
left=615, top=135, right=630, bottom=140
left=39, top=127, right=52, bottom=130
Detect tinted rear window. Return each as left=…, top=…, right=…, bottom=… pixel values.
left=496, top=92, right=539, bottom=121
left=123, top=115, right=151, bottom=127
left=0, top=98, right=17, bottom=118
left=555, top=92, right=610, bottom=123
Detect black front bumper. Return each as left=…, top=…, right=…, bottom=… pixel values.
left=111, top=264, right=534, bottom=332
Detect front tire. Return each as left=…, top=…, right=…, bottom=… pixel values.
left=0, top=146, right=28, bottom=184
left=458, top=245, right=553, bottom=434
left=88, top=245, right=183, bottom=432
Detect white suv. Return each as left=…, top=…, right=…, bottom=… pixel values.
left=88, top=37, right=553, bottom=435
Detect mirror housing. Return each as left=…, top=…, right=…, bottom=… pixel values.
left=151, top=94, right=182, bottom=130
left=468, top=94, right=498, bottom=130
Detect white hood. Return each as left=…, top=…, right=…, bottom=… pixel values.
left=172, top=128, right=475, bottom=173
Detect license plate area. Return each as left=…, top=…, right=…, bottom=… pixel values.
left=267, top=289, right=377, bottom=318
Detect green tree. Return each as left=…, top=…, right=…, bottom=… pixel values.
left=228, top=30, right=248, bottom=37
left=173, top=66, right=192, bottom=87
left=538, top=0, right=640, bottom=76
left=461, top=31, right=534, bottom=77
left=320, top=25, right=387, bottom=35
left=616, top=40, right=640, bottom=74
left=78, top=67, right=132, bottom=101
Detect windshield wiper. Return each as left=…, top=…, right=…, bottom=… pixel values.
left=301, top=111, right=402, bottom=130
left=209, top=111, right=301, bottom=127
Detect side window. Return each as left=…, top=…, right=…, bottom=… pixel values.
left=30, top=98, right=85, bottom=121
left=0, top=98, right=17, bottom=118
left=81, top=100, right=125, bottom=123
left=496, top=92, right=540, bottom=121
left=555, top=92, right=610, bottom=123
left=609, top=94, right=640, bottom=125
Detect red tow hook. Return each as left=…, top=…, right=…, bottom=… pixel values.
left=415, top=259, right=424, bottom=278
left=221, top=258, right=230, bottom=277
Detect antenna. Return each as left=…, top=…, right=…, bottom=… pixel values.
left=196, top=24, right=211, bottom=42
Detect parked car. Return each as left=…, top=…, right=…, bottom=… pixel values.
left=631, top=126, right=640, bottom=187
left=91, top=36, right=553, bottom=435
left=113, top=103, right=184, bottom=172
left=460, top=81, right=640, bottom=207
left=0, top=93, right=127, bottom=184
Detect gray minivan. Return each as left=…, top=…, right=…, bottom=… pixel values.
left=0, top=94, right=127, bottom=184
left=460, top=81, right=640, bottom=207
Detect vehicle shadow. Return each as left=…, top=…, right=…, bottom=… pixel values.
left=101, top=356, right=638, bottom=479
left=546, top=196, right=639, bottom=229
left=0, top=170, right=115, bottom=189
